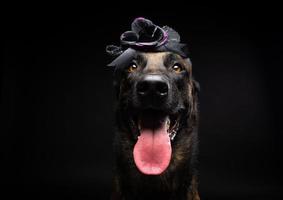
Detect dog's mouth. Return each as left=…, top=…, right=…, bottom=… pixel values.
left=132, top=110, right=180, bottom=175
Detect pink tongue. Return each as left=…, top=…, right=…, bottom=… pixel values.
left=133, top=121, right=172, bottom=175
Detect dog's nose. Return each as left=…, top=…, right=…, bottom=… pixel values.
left=136, top=75, right=169, bottom=98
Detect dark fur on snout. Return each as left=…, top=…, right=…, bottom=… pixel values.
left=111, top=52, right=200, bottom=200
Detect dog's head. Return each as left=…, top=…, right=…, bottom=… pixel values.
left=107, top=18, right=199, bottom=176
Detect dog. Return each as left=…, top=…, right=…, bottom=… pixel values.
left=107, top=18, right=200, bottom=200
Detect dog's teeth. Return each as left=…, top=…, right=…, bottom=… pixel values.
left=166, top=120, right=170, bottom=126
left=166, top=118, right=170, bottom=132
left=138, top=119, right=141, bottom=131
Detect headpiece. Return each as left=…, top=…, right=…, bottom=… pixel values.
left=106, top=17, right=189, bottom=69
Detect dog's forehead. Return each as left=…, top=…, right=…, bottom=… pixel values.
left=140, top=52, right=183, bottom=64
left=139, top=52, right=170, bottom=72
left=138, top=52, right=191, bottom=71
left=141, top=52, right=169, bottom=63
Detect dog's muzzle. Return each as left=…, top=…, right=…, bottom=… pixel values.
left=136, top=74, right=169, bottom=108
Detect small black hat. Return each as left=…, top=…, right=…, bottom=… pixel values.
left=106, top=17, right=189, bottom=69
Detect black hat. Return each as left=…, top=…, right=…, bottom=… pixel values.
left=106, top=17, right=189, bottom=68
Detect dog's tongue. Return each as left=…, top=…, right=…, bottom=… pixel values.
left=133, top=117, right=172, bottom=175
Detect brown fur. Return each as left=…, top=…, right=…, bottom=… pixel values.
left=111, top=52, right=200, bottom=200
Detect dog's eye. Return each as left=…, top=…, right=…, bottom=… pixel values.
left=172, top=63, right=183, bottom=73
left=128, top=63, right=138, bottom=73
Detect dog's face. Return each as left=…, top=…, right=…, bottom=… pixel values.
left=114, top=51, right=198, bottom=175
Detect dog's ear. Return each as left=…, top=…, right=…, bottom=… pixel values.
left=113, top=78, right=122, bottom=99
left=113, top=70, right=122, bottom=99
left=185, top=58, right=192, bottom=67
left=188, top=78, right=200, bottom=120
left=183, top=58, right=193, bottom=73
left=186, top=56, right=200, bottom=118
left=184, top=57, right=199, bottom=94
left=192, top=79, right=200, bottom=94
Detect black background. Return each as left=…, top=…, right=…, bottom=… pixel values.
left=2, top=4, right=283, bottom=200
